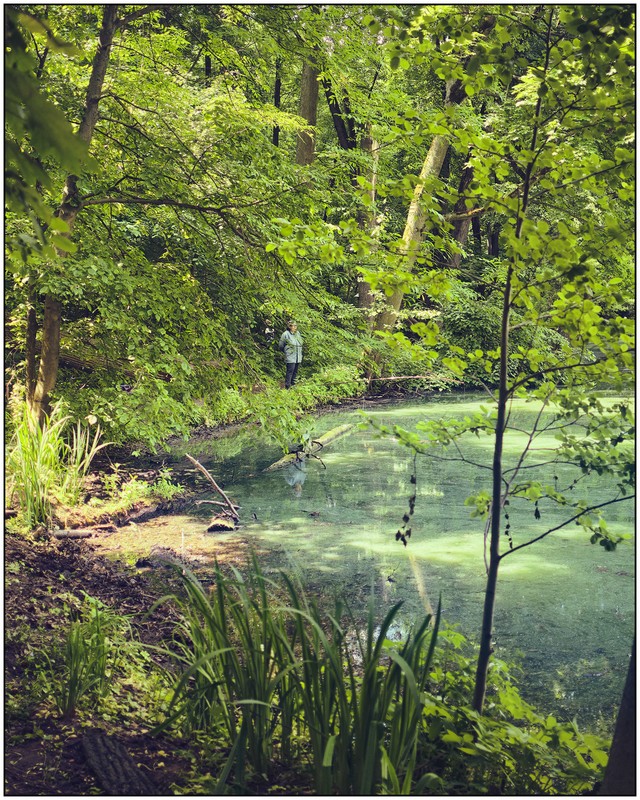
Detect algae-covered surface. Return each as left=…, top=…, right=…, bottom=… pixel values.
left=97, top=393, right=635, bottom=726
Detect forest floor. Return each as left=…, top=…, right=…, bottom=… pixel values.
left=5, top=531, right=187, bottom=795
left=5, top=528, right=315, bottom=796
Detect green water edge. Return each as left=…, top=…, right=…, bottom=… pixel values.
left=111, top=392, right=635, bottom=730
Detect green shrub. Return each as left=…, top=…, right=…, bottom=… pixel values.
left=415, top=628, right=609, bottom=795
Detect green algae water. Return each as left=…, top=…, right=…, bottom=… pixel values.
left=131, top=393, right=635, bottom=727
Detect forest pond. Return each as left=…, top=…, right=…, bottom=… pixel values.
left=104, top=393, right=634, bottom=728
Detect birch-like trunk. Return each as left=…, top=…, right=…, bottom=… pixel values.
left=373, top=16, right=496, bottom=334
left=374, top=132, right=450, bottom=331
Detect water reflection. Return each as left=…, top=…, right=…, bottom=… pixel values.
left=283, top=460, right=307, bottom=498
left=127, top=393, right=634, bottom=726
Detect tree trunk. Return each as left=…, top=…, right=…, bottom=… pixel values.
left=296, top=60, right=319, bottom=165
left=31, top=295, right=62, bottom=423
left=598, top=640, right=636, bottom=796
left=488, top=223, right=500, bottom=256
left=356, top=129, right=379, bottom=314
left=272, top=57, right=281, bottom=147
left=82, top=729, right=162, bottom=795
left=28, top=5, right=119, bottom=425
left=448, top=152, right=476, bottom=270
left=372, top=16, right=496, bottom=334
left=472, top=262, right=513, bottom=712
left=472, top=9, right=550, bottom=713
left=322, top=76, right=356, bottom=151
left=25, top=287, right=38, bottom=406
left=471, top=215, right=482, bottom=247
left=374, top=132, right=450, bottom=331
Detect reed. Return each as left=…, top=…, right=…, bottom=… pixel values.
left=6, top=403, right=108, bottom=528
left=153, top=559, right=299, bottom=783
left=7, top=404, right=67, bottom=527
left=156, top=562, right=441, bottom=794
left=45, top=594, right=130, bottom=719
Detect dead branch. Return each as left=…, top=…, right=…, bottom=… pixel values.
left=186, top=454, right=239, bottom=520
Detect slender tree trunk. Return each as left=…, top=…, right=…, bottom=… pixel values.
left=488, top=223, right=500, bottom=256
left=448, top=152, right=475, bottom=269
left=472, top=262, right=512, bottom=711
left=471, top=215, right=482, bottom=247
left=29, top=5, right=119, bottom=425
left=356, top=129, right=379, bottom=314
left=598, top=640, right=636, bottom=796
left=296, top=60, right=319, bottom=165
left=472, top=9, right=552, bottom=714
left=272, top=58, right=281, bottom=147
left=25, top=287, right=38, bottom=406
left=322, top=76, right=356, bottom=151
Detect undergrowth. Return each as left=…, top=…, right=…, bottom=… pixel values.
left=6, top=554, right=611, bottom=796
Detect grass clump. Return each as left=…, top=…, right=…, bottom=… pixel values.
left=6, top=403, right=107, bottom=529
left=5, top=401, right=184, bottom=532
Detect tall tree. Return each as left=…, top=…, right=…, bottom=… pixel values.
left=28, top=5, right=119, bottom=424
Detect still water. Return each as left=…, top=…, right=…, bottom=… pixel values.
left=122, top=394, right=635, bottom=726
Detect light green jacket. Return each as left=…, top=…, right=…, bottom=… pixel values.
left=278, top=330, right=303, bottom=363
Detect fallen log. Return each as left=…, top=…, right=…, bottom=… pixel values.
left=264, top=423, right=354, bottom=472
left=52, top=523, right=117, bottom=539
left=82, top=729, right=163, bottom=796
left=53, top=530, right=94, bottom=539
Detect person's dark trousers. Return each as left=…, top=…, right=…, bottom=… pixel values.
left=285, top=362, right=300, bottom=388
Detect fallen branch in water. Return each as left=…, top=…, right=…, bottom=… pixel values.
left=194, top=499, right=241, bottom=510
left=186, top=454, right=239, bottom=522
left=264, top=423, right=354, bottom=472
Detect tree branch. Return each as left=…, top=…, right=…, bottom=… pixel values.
left=499, top=495, right=635, bottom=559
left=115, top=5, right=164, bottom=30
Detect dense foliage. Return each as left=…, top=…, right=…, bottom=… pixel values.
left=5, top=4, right=634, bottom=449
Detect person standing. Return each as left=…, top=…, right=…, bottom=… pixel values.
left=278, top=320, right=303, bottom=388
